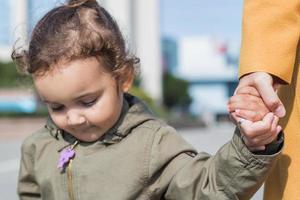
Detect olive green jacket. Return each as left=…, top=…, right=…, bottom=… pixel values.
left=18, top=94, right=282, bottom=200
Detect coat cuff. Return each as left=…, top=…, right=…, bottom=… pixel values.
left=231, top=128, right=283, bottom=167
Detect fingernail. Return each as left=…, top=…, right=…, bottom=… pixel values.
left=275, top=105, right=286, bottom=118
left=277, top=125, right=282, bottom=133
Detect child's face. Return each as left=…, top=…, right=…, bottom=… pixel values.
left=34, top=57, right=129, bottom=142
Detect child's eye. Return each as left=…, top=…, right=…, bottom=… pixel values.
left=50, top=105, right=65, bottom=112
left=81, top=98, right=97, bottom=107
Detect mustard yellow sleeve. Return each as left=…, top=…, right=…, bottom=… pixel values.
left=239, top=0, right=300, bottom=84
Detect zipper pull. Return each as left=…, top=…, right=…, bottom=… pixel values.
left=57, top=140, right=79, bottom=171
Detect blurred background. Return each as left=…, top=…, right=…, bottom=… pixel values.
left=0, top=0, right=263, bottom=199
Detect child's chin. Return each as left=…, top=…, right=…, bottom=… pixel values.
left=74, top=133, right=102, bottom=143
left=68, top=128, right=104, bottom=142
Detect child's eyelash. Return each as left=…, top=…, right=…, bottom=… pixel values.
left=49, top=98, right=98, bottom=111
left=51, top=105, right=65, bottom=112
left=81, top=98, right=97, bottom=107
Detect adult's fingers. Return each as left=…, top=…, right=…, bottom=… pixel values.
left=235, top=86, right=260, bottom=97
left=254, top=77, right=286, bottom=117
left=229, top=112, right=246, bottom=126
left=238, top=72, right=286, bottom=117
left=234, top=109, right=265, bottom=122
left=228, top=94, right=269, bottom=120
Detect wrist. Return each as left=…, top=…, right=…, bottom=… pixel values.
left=252, top=131, right=284, bottom=155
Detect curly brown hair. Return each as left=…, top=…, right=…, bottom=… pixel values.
left=12, top=0, right=139, bottom=83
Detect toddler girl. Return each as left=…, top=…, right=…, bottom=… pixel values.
left=13, top=0, right=283, bottom=199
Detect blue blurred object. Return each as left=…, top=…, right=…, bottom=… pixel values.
left=0, top=97, right=37, bottom=113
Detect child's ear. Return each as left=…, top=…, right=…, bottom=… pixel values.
left=119, top=67, right=134, bottom=92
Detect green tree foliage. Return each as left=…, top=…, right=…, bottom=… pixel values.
left=0, top=62, right=32, bottom=87
left=129, top=86, right=167, bottom=117
left=163, top=73, right=192, bottom=110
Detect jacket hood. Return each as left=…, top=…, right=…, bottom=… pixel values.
left=45, top=93, right=156, bottom=145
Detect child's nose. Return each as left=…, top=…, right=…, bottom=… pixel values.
left=67, top=110, right=86, bottom=126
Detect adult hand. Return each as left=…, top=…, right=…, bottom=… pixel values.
left=228, top=86, right=269, bottom=122
left=235, top=72, right=286, bottom=118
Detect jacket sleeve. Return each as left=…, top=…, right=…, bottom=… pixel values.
left=18, top=140, right=41, bottom=200
left=239, top=0, right=300, bottom=84
left=144, top=126, right=282, bottom=200
left=164, top=128, right=282, bottom=200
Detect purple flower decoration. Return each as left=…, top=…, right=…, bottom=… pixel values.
left=57, top=148, right=75, bottom=170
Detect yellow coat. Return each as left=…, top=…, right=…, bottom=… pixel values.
left=239, top=0, right=300, bottom=199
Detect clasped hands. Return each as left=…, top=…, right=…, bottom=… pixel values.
left=228, top=72, right=285, bottom=152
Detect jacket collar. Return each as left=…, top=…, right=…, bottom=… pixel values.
left=45, top=93, right=155, bottom=145
left=101, top=93, right=155, bottom=144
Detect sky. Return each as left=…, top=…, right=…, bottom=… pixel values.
left=160, top=0, right=244, bottom=49
left=0, top=0, right=244, bottom=53
left=27, top=0, right=245, bottom=45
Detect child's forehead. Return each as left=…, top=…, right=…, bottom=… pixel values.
left=33, top=57, right=117, bottom=99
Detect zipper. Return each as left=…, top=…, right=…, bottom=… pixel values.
left=67, top=160, right=75, bottom=200
left=66, top=141, right=79, bottom=200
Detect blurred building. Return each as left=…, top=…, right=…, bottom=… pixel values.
left=0, top=1, right=11, bottom=47
left=0, top=0, right=27, bottom=62
left=0, top=0, right=163, bottom=102
left=162, top=35, right=238, bottom=118
left=162, top=37, right=178, bottom=74
left=103, top=0, right=162, bottom=102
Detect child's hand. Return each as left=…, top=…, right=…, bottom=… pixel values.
left=228, top=86, right=269, bottom=122
left=232, top=112, right=282, bottom=151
